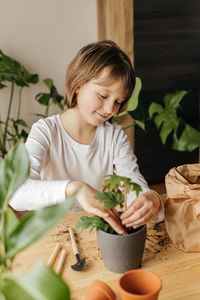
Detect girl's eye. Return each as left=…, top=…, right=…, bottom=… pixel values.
left=115, top=101, right=121, bottom=106
left=98, top=93, right=107, bottom=99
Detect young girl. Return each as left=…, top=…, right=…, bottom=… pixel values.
left=9, top=40, right=163, bottom=235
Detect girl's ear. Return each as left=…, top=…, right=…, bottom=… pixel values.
left=75, top=86, right=80, bottom=94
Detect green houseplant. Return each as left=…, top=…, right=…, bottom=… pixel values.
left=76, top=175, right=147, bottom=273
left=114, top=77, right=200, bottom=152
left=0, top=141, right=76, bottom=299
left=0, top=50, right=64, bottom=158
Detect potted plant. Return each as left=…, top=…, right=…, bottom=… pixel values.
left=76, top=175, right=147, bottom=273
left=0, top=141, right=76, bottom=299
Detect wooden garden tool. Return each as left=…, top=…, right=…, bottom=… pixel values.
left=68, top=226, right=86, bottom=271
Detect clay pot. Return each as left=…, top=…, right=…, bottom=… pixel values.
left=85, top=279, right=116, bottom=300
left=97, top=225, right=146, bottom=273
left=118, top=269, right=162, bottom=300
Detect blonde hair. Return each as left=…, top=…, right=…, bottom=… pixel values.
left=64, top=40, right=135, bottom=109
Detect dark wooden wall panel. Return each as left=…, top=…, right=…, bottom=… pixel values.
left=134, top=0, right=200, bottom=184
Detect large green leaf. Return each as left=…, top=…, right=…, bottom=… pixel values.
left=127, top=77, right=142, bottom=112
left=6, top=193, right=76, bottom=258
left=1, top=261, right=71, bottom=300
left=5, top=208, right=20, bottom=238
left=0, top=142, right=30, bottom=208
left=0, top=50, right=39, bottom=87
left=0, top=293, right=6, bottom=300
left=116, top=77, right=142, bottom=118
left=149, top=90, right=189, bottom=144
left=173, top=124, right=200, bottom=152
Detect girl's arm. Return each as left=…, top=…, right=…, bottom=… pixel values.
left=113, top=125, right=164, bottom=227
left=9, top=119, right=70, bottom=211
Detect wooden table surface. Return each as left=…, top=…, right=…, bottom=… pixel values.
left=13, top=210, right=200, bottom=300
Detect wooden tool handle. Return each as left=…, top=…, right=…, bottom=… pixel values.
left=69, top=226, right=78, bottom=254
left=47, top=243, right=61, bottom=266
left=56, top=249, right=66, bottom=274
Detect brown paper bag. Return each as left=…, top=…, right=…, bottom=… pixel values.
left=165, top=163, right=200, bottom=252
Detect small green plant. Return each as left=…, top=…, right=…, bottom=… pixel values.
left=35, top=78, right=64, bottom=118
left=76, top=175, right=142, bottom=234
left=0, top=141, right=76, bottom=299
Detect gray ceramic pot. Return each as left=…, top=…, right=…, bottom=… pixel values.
left=97, top=225, right=146, bottom=273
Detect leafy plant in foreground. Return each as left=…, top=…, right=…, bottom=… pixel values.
left=76, top=175, right=142, bottom=234
left=0, top=141, right=76, bottom=299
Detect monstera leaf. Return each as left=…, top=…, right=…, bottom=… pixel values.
left=149, top=90, right=200, bottom=151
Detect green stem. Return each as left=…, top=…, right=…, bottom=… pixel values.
left=2, top=81, right=14, bottom=157
left=17, top=86, right=23, bottom=119
left=0, top=211, right=8, bottom=271
left=45, top=99, right=52, bottom=118
left=123, top=123, right=135, bottom=130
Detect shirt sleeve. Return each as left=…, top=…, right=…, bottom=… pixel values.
left=113, top=125, right=164, bottom=221
left=9, top=119, right=70, bottom=211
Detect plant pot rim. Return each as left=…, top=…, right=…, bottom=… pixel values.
left=97, top=224, right=146, bottom=237
left=118, top=269, right=162, bottom=297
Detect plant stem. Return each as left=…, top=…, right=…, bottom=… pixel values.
left=2, top=81, right=14, bottom=157
left=0, top=211, right=9, bottom=271
left=45, top=99, right=52, bottom=118
left=17, top=86, right=23, bottom=119
left=123, top=123, right=135, bottom=131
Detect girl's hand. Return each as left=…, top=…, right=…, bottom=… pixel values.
left=120, top=190, right=161, bottom=228
left=66, top=181, right=127, bottom=235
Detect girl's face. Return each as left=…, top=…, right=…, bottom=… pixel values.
left=75, top=68, right=126, bottom=127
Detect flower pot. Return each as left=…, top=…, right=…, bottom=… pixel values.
left=97, top=225, right=146, bottom=273
left=85, top=279, right=116, bottom=300
left=118, top=269, right=162, bottom=300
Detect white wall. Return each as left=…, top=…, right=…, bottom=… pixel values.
left=0, top=0, right=97, bottom=127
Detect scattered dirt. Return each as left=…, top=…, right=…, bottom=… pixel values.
left=143, top=221, right=172, bottom=264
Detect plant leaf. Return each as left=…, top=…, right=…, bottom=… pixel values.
left=0, top=142, right=30, bottom=208
left=43, top=78, right=53, bottom=90
left=173, top=124, right=200, bottom=152
left=127, top=77, right=142, bottom=111
left=5, top=208, right=20, bottom=237
left=0, top=293, right=6, bottom=300
left=94, top=192, right=124, bottom=208
left=6, top=193, right=76, bottom=258
left=1, top=261, right=71, bottom=300
left=0, top=49, right=39, bottom=87
left=115, top=77, right=142, bottom=119
left=76, top=215, right=114, bottom=233
left=149, top=90, right=189, bottom=145
left=35, top=93, right=51, bottom=106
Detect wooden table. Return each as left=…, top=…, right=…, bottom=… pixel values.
left=13, top=210, right=200, bottom=300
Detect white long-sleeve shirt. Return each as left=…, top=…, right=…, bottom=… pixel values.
left=9, top=114, right=163, bottom=220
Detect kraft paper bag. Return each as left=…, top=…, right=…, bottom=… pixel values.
left=165, top=163, right=200, bottom=252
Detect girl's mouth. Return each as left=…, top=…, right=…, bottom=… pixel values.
left=96, top=112, right=107, bottom=119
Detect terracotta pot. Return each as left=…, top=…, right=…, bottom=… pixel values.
left=118, top=269, right=162, bottom=300
left=85, top=279, right=116, bottom=300
left=97, top=225, right=146, bottom=273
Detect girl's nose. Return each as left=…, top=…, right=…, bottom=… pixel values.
left=103, top=101, right=114, bottom=115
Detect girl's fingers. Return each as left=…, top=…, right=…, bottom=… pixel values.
left=120, top=197, right=144, bottom=220
left=105, top=215, right=127, bottom=235
left=124, top=212, right=153, bottom=228
left=121, top=204, right=148, bottom=225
